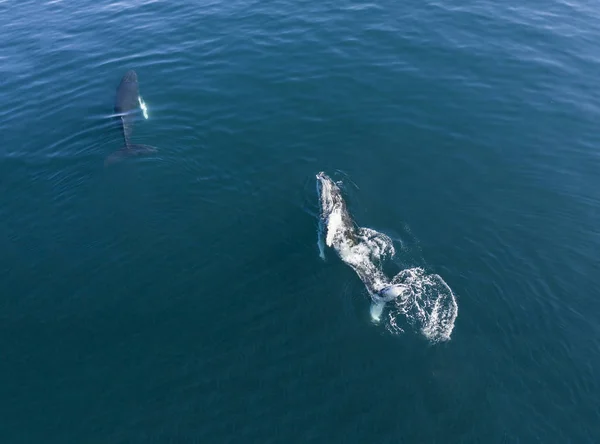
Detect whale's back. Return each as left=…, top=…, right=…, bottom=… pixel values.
left=114, top=70, right=139, bottom=114
left=113, top=70, right=139, bottom=146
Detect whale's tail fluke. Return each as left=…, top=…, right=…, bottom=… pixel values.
left=378, top=284, right=406, bottom=301
left=370, top=284, right=406, bottom=322
left=105, top=144, right=158, bottom=166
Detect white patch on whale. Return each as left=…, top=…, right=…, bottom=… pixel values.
left=138, top=95, right=148, bottom=119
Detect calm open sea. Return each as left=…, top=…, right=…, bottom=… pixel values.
left=1, top=0, right=599, bottom=442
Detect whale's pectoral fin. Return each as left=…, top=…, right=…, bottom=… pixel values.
left=105, top=144, right=158, bottom=166
left=317, top=219, right=326, bottom=261
left=370, top=300, right=386, bottom=322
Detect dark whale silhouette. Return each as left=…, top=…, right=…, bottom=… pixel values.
left=105, top=70, right=157, bottom=166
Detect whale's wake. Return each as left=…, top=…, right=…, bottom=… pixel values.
left=385, top=267, right=458, bottom=342
left=316, top=171, right=458, bottom=342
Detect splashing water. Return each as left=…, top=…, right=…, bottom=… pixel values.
left=386, top=268, right=458, bottom=343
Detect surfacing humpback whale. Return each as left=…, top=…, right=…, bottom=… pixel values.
left=316, top=171, right=405, bottom=321
left=105, top=70, right=157, bottom=166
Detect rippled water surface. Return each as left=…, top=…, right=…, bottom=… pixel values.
left=1, top=0, right=600, bottom=442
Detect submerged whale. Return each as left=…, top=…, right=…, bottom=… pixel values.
left=316, top=171, right=405, bottom=320
left=105, top=70, right=157, bottom=166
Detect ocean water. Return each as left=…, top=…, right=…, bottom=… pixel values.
left=1, top=0, right=600, bottom=442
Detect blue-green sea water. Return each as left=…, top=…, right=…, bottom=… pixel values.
left=1, top=0, right=600, bottom=442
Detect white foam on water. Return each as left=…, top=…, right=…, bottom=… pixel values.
left=387, top=268, right=458, bottom=343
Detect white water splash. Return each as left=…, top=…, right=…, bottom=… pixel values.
left=386, top=268, right=458, bottom=343
left=338, top=228, right=457, bottom=341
